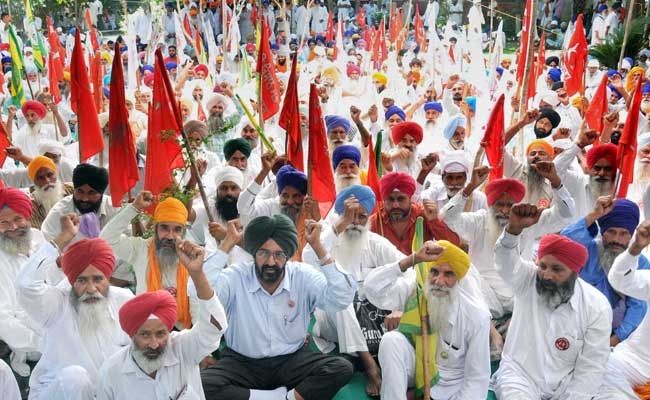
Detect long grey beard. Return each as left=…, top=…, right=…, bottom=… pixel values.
left=27, top=121, right=43, bottom=136
left=156, top=246, right=179, bottom=270
left=131, top=341, right=167, bottom=375
left=599, top=245, right=621, bottom=275
left=207, top=113, right=224, bottom=134
left=535, top=273, right=576, bottom=309
left=424, top=280, right=456, bottom=333
left=70, top=289, right=117, bottom=365
left=636, top=160, right=650, bottom=181
left=487, top=209, right=508, bottom=247
left=335, top=173, right=362, bottom=191
left=589, top=175, right=614, bottom=199
left=33, top=180, right=65, bottom=213
left=0, top=228, right=32, bottom=256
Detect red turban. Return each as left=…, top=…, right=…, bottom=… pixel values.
left=586, top=143, right=617, bottom=169
left=143, top=73, right=154, bottom=86
left=0, top=187, right=33, bottom=219
left=538, top=234, right=588, bottom=273
left=392, top=121, right=423, bottom=145
left=61, top=238, right=116, bottom=285
left=194, top=64, right=208, bottom=76
left=485, top=178, right=526, bottom=207
left=380, top=172, right=416, bottom=200
left=21, top=101, right=47, bottom=119
left=119, top=290, right=178, bottom=337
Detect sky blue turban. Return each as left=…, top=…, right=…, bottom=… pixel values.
left=443, top=115, right=467, bottom=140
left=324, top=115, right=351, bottom=133
left=598, top=199, right=640, bottom=235
left=332, top=145, right=361, bottom=168
left=424, top=101, right=443, bottom=113
left=385, top=105, right=406, bottom=121
left=334, top=185, right=376, bottom=215
left=465, top=96, right=476, bottom=112
left=276, top=165, right=307, bottom=195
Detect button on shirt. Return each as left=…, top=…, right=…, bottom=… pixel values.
left=196, top=250, right=357, bottom=359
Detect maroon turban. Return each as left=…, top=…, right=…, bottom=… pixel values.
left=119, top=290, right=178, bottom=337
left=485, top=178, right=526, bottom=207
left=61, top=238, right=116, bottom=285
left=391, top=121, right=424, bottom=145
left=21, top=101, right=47, bottom=119
left=538, top=234, right=588, bottom=273
left=380, top=172, right=417, bottom=200
left=0, top=187, right=33, bottom=219
left=586, top=144, right=617, bottom=169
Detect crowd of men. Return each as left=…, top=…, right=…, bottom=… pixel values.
left=1, top=0, right=650, bottom=399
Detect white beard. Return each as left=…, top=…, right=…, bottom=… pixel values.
left=487, top=209, right=509, bottom=247
left=636, top=159, right=650, bottom=181
left=26, top=121, right=43, bottom=136
left=335, top=223, right=369, bottom=269
left=424, top=279, right=457, bottom=333
left=33, top=180, right=65, bottom=213
left=131, top=342, right=167, bottom=374
left=589, top=175, right=614, bottom=199
left=0, top=228, right=32, bottom=256
left=335, top=173, right=362, bottom=191
left=73, top=291, right=118, bottom=367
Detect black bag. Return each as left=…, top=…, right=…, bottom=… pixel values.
left=354, top=293, right=391, bottom=356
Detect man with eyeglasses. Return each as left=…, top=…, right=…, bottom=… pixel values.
left=199, top=214, right=357, bottom=400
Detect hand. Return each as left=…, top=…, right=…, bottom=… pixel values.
left=380, top=151, right=394, bottom=172
left=133, top=190, right=155, bottom=211
left=394, top=148, right=412, bottom=161
left=576, top=125, right=599, bottom=148
left=4, top=147, right=23, bottom=160
left=304, top=219, right=323, bottom=248
left=176, top=240, right=206, bottom=274
left=415, top=240, right=445, bottom=263
left=59, top=213, right=80, bottom=238
left=630, top=220, right=650, bottom=255
left=303, top=195, right=321, bottom=221
left=422, top=199, right=439, bottom=221
left=383, top=311, right=403, bottom=331
left=420, top=153, right=438, bottom=173
left=336, top=195, right=361, bottom=232
left=220, top=219, right=244, bottom=251
left=603, top=111, right=619, bottom=130
left=592, top=196, right=615, bottom=220
left=261, top=151, right=277, bottom=172
left=7, top=105, right=17, bottom=116
left=208, top=222, right=227, bottom=241
left=506, top=204, right=542, bottom=235
left=467, top=166, right=491, bottom=190
left=530, top=161, right=561, bottom=188
left=510, top=96, right=520, bottom=113
left=552, top=127, right=571, bottom=140
left=367, top=104, right=378, bottom=122
left=135, top=103, right=147, bottom=113
left=520, top=109, right=540, bottom=126
left=447, top=74, right=459, bottom=88
left=49, top=101, right=59, bottom=114
left=221, top=83, right=234, bottom=98
left=191, top=159, right=208, bottom=179
left=350, top=106, right=361, bottom=124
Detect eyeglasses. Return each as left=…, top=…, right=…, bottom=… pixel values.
left=256, top=249, right=287, bottom=263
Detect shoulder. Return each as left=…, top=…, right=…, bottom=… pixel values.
left=46, top=196, right=73, bottom=216
left=110, top=286, right=136, bottom=305
left=577, top=279, right=612, bottom=314
left=99, top=346, right=130, bottom=376
left=457, top=293, right=491, bottom=327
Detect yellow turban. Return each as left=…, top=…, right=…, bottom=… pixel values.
left=154, top=198, right=188, bottom=225
left=101, top=52, right=112, bottom=64
left=372, top=71, right=388, bottom=86
left=571, top=95, right=583, bottom=109
left=63, top=70, right=71, bottom=81
left=626, top=67, right=646, bottom=92
left=321, top=66, right=340, bottom=85
left=425, top=240, right=470, bottom=280
left=27, top=155, right=57, bottom=182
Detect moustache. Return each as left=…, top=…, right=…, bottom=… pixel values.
left=158, top=238, right=176, bottom=248
left=79, top=292, right=104, bottom=303
left=142, top=347, right=164, bottom=359
left=595, top=176, right=612, bottom=182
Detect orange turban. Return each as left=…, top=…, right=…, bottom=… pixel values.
left=154, top=198, right=188, bottom=225
left=526, top=139, right=554, bottom=158
left=61, top=238, right=116, bottom=285
left=119, top=290, right=178, bottom=337
left=27, top=156, right=57, bottom=183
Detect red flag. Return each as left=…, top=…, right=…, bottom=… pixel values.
left=389, top=4, right=397, bottom=42
left=84, top=9, right=99, bottom=52
left=250, top=4, right=258, bottom=26
left=356, top=6, right=366, bottom=29
left=326, top=11, right=334, bottom=42
left=616, top=77, right=643, bottom=198
left=563, top=14, right=588, bottom=96
left=375, top=19, right=387, bottom=68
left=46, top=16, right=66, bottom=76
left=70, top=30, right=104, bottom=162
left=48, top=53, right=61, bottom=103
left=183, top=14, right=193, bottom=38
left=0, top=121, right=10, bottom=167
left=585, top=74, right=609, bottom=132
left=480, top=94, right=506, bottom=181
left=414, top=4, right=425, bottom=47
left=256, top=16, right=281, bottom=121
left=516, top=0, right=533, bottom=84
left=308, top=84, right=336, bottom=218
left=195, top=29, right=202, bottom=57
left=144, top=50, right=185, bottom=204
left=448, top=45, right=455, bottom=64
left=0, top=71, right=4, bottom=94
left=90, top=53, right=102, bottom=110
left=278, top=52, right=304, bottom=171
left=366, top=135, right=382, bottom=210
left=108, top=45, right=140, bottom=207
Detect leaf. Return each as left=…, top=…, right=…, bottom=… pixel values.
left=588, top=17, right=650, bottom=70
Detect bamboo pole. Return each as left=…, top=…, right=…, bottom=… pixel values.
left=618, top=0, right=636, bottom=69
left=517, top=0, right=538, bottom=162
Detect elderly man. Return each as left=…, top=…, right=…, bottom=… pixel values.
left=41, top=163, right=120, bottom=246
left=492, top=205, right=612, bottom=400
left=303, top=185, right=406, bottom=396
left=505, top=139, right=558, bottom=208
left=12, top=100, right=69, bottom=158
left=223, top=138, right=254, bottom=186
left=27, top=156, right=74, bottom=229
left=367, top=241, right=491, bottom=400
left=324, top=115, right=353, bottom=152
left=385, top=121, right=436, bottom=179
left=205, top=92, right=235, bottom=159
left=100, top=193, right=195, bottom=328
left=442, top=115, right=469, bottom=156
left=199, top=214, right=356, bottom=400
left=332, top=145, right=364, bottom=191
left=562, top=198, right=648, bottom=346
left=17, top=232, right=134, bottom=400
left=370, top=172, right=460, bottom=255
left=97, top=240, right=227, bottom=399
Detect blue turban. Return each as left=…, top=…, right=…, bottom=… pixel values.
left=103, top=74, right=111, bottom=86
left=642, top=83, right=650, bottom=94
left=276, top=165, right=308, bottom=195
left=327, top=40, right=336, bottom=47
left=290, top=39, right=298, bottom=46
left=270, top=43, right=279, bottom=50
left=165, top=62, right=177, bottom=70
left=1, top=56, right=11, bottom=64
left=142, top=64, right=154, bottom=73
left=334, top=185, right=376, bottom=215
left=344, top=29, right=355, bottom=37
left=443, top=115, right=467, bottom=140
left=120, top=46, right=128, bottom=53
left=385, top=105, right=406, bottom=121
left=315, top=35, right=326, bottom=43
left=548, top=68, right=562, bottom=82
left=607, top=69, right=623, bottom=79
left=496, top=66, right=504, bottom=76
left=608, top=84, right=623, bottom=99
left=598, top=199, right=639, bottom=235
left=424, top=101, right=443, bottom=113
left=623, top=57, right=634, bottom=67
left=465, top=96, right=477, bottom=112
left=332, top=145, right=361, bottom=168
left=324, top=115, right=351, bottom=133
left=598, top=4, right=608, bottom=12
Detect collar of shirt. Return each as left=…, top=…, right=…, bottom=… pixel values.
left=122, top=343, right=180, bottom=375
left=245, top=263, right=293, bottom=295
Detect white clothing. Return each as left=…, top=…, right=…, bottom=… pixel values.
left=236, top=180, right=283, bottom=227
left=605, top=12, right=619, bottom=37
left=492, top=231, right=612, bottom=400
left=424, top=1, right=440, bottom=28
left=310, top=5, right=328, bottom=34
left=421, top=182, right=488, bottom=213
left=13, top=124, right=67, bottom=158
left=591, top=14, right=606, bottom=46
left=0, top=359, right=21, bottom=400
left=554, top=143, right=596, bottom=221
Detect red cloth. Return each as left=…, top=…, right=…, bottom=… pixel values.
left=516, top=0, right=533, bottom=85
left=61, top=238, right=115, bottom=285
left=375, top=19, right=387, bottom=69
left=48, top=53, right=62, bottom=104
left=326, top=11, right=334, bottom=42
left=380, top=172, right=416, bottom=200
left=485, top=178, right=525, bottom=206
left=21, top=101, right=47, bottom=119
left=278, top=52, right=304, bottom=172
left=538, top=234, right=588, bottom=273
left=119, top=290, right=178, bottom=337
left=563, top=14, right=588, bottom=96
left=84, top=9, right=100, bottom=51
left=356, top=5, right=366, bottom=29
left=70, top=30, right=104, bottom=162
left=586, top=143, right=617, bottom=169
left=194, top=64, right=208, bottom=77
left=0, top=121, right=10, bottom=167
left=391, top=121, right=423, bottom=145
left=481, top=94, right=506, bottom=181
left=414, top=4, right=425, bottom=49
left=370, top=203, right=460, bottom=255
left=143, top=73, right=154, bottom=86
left=308, top=84, right=336, bottom=218
left=0, top=187, right=32, bottom=219
left=617, top=77, right=642, bottom=198
left=585, top=74, right=609, bottom=135
left=256, top=16, right=281, bottom=121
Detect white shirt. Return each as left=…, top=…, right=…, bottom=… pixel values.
left=494, top=231, right=612, bottom=399
left=13, top=124, right=66, bottom=158
left=97, top=294, right=227, bottom=400
left=236, top=180, right=282, bottom=227
left=591, top=14, right=606, bottom=45
left=605, top=12, right=619, bottom=36
left=16, top=243, right=134, bottom=399
left=554, top=143, right=596, bottom=221
left=421, top=182, right=488, bottom=213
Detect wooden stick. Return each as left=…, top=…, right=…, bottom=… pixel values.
left=618, top=0, right=636, bottom=69
left=421, top=314, right=431, bottom=398
left=517, top=0, right=538, bottom=162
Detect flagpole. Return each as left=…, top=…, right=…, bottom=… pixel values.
left=257, top=0, right=265, bottom=158
left=618, top=0, right=636, bottom=69
left=517, top=0, right=537, bottom=162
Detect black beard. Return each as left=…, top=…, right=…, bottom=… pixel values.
left=388, top=207, right=410, bottom=222
left=73, top=197, right=102, bottom=214
left=535, top=273, right=577, bottom=309
left=216, top=195, right=239, bottom=221
left=278, top=59, right=286, bottom=65
left=255, top=263, right=284, bottom=284
left=534, top=127, right=550, bottom=139
left=452, top=93, right=463, bottom=102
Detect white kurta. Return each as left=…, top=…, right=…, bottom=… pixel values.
left=554, top=143, right=596, bottom=221
left=13, top=124, right=67, bottom=158
left=493, top=231, right=612, bottom=400
left=0, top=360, right=20, bottom=400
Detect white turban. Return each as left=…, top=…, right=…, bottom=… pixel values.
left=550, top=138, right=573, bottom=151
left=638, top=133, right=650, bottom=149
left=38, top=139, right=65, bottom=156
left=440, top=150, right=470, bottom=174
left=205, top=93, right=231, bottom=113
left=214, top=166, right=244, bottom=189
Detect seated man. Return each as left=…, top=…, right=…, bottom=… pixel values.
left=223, top=138, right=254, bottom=187
left=199, top=214, right=356, bottom=400
left=384, top=121, right=435, bottom=179
left=97, top=240, right=227, bottom=399
left=493, top=204, right=612, bottom=400
left=562, top=197, right=648, bottom=346
left=332, top=145, right=364, bottom=192
left=26, top=155, right=74, bottom=229
left=366, top=241, right=491, bottom=400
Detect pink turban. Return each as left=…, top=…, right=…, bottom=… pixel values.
left=380, top=172, right=416, bottom=200
left=0, top=187, right=33, bottom=219
left=586, top=143, right=617, bottom=170
left=392, top=121, right=423, bottom=145
left=119, top=290, right=178, bottom=337
left=21, top=101, right=47, bottom=119
left=61, top=238, right=116, bottom=285
left=346, top=64, right=361, bottom=77
left=485, top=178, right=526, bottom=207
left=538, top=234, right=588, bottom=273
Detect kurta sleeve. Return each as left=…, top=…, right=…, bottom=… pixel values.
left=365, top=262, right=415, bottom=311
left=98, top=204, right=147, bottom=266
left=236, top=180, right=278, bottom=225
left=494, top=230, right=537, bottom=295
left=441, top=192, right=483, bottom=242
left=608, top=249, right=650, bottom=301
left=175, top=293, right=228, bottom=365
left=306, top=262, right=357, bottom=313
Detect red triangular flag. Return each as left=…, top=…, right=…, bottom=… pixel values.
left=376, top=19, right=387, bottom=69
left=70, top=29, right=104, bottom=162
left=585, top=74, right=609, bottom=133
left=250, top=4, right=258, bottom=26
left=389, top=4, right=397, bottom=43
left=278, top=52, right=304, bottom=172
left=414, top=4, right=425, bottom=47
left=255, top=16, right=281, bottom=121
left=108, top=45, right=140, bottom=207
left=48, top=53, right=61, bottom=104
left=563, top=14, right=588, bottom=96
left=356, top=6, right=366, bottom=29
left=326, top=12, right=334, bottom=42
left=616, top=77, right=643, bottom=198
left=308, top=84, right=336, bottom=218
left=84, top=9, right=99, bottom=51
left=481, top=94, right=506, bottom=181
left=516, top=0, right=533, bottom=85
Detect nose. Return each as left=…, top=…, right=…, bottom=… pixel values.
left=149, top=340, right=160, bottom=350
left=86, top=282, right=97, bottom=294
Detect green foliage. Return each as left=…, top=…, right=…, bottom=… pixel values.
left=588, top=18, right=650, bottom=70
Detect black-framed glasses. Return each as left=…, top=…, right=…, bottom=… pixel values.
left=256, top=249, right=287, bottom=263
